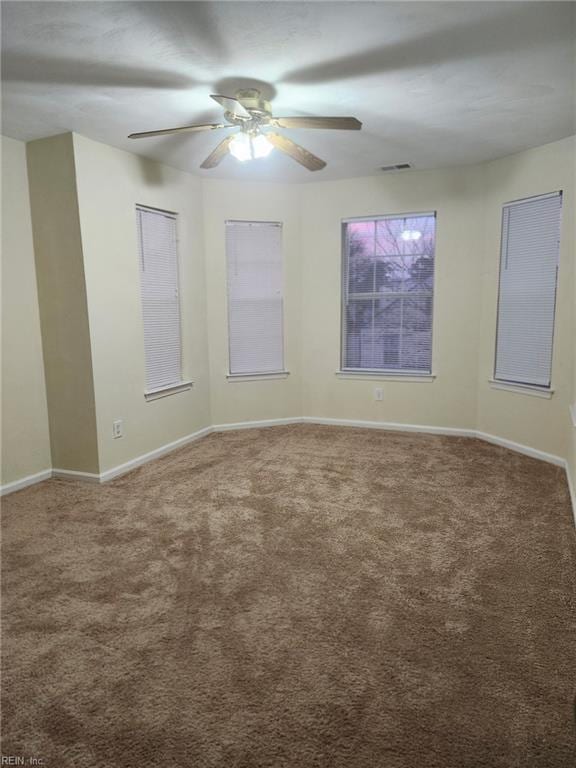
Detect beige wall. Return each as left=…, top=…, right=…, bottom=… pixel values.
left=72, top=135, right=211, bottom=473
left=573, top=171, right=576, bottom=495
left=2, top=132, right=574, bottom=490
left=202, top=179, right=302, bottom=425
left=569, top=142, right=576, bottom=498
left=300, top=167, right=484, bottom=429
left=27, top=133, right=99, bottom=474
left=205, top=141, right=573, bottom=471
left=1, top=136, right=51, bottom=485
left=476, top=137, right=575, bottom=462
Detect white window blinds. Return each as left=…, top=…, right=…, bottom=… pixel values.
left=137, top=206, right=183, bottom=392
left=341, top=213, right=436, bottom=373
left=494, top=192, right=562, bottom=389
left=226, top=221, right=284, bottom=375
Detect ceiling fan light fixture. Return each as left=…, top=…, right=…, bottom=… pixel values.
left=229, top=132, right=274, bottom=162
left=129, top=89, right=360, bottom=171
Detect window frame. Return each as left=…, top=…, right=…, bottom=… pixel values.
left=136, top=204, right=191, bottom=400
left=339, top=211, right=437, bottom=377
left=492, top=191, right=562, bottom=393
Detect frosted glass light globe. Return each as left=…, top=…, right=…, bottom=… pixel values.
left=252, top=134, right=273, bottom=159
left=229, top=133, right=252, bottom=162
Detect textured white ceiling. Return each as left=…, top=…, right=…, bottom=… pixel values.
left=2, top=1, right=574, bottom=182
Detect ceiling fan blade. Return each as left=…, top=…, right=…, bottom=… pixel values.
left=210, top=94, right=251, bottom=119
left=200, top=135, right=235, bottom=169
left=271, top=117, right=362, bottom=131
left=266, top=132, right=326, bottom=171
left=128, top=123, right=229, bottom=139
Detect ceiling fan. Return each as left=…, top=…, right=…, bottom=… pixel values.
left=128, top=88, right=362, bottom=171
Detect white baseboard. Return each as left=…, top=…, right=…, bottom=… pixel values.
left=99, top=425, right=214, bottom=482
left=300, top=417, right=567, bottom=466
left=52, top=468, right=101, bottom=483
left=301, top=416, right=476, bottom=438
left=0, top=468, right=52, bottom=497
left=212, top=417, right=302, bottom=432
left=566, top=465, right=576, bottom=527
left=1, top=418, right=573, bottom=527
left=474, top=430, right=565, bottom=467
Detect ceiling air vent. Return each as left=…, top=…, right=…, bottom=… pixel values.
left=380, top=163, right=412, bottom=172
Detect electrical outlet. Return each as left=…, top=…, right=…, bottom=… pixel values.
left=374, top=387, right=383, bottom=401
left=112, top=419, right=124, bottom=439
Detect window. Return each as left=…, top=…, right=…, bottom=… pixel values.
left=226, top=220, right=285, bottom=376
left=494, top=192, right=562, bottom=389
left=341, top=213, right=436, bottom=374
left=136, top=205, right=184, bottom=395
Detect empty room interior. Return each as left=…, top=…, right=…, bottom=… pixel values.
left=1, top=1, right=576, bottom=766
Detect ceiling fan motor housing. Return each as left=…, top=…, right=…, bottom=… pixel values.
left=234, top=89, right=272, bottom=119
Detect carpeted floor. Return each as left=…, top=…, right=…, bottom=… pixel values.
left=1, top=424, right=575, bottom=768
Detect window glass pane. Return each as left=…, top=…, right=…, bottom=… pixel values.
left=375, top=216, right=435, bottom=257
left=374, top=297, right=402, bottom=369
left=347, top=222, right=375, bottom=293
left=402, top=297, right=433, bottom=371
left=344, top=299, right=373, bottom=369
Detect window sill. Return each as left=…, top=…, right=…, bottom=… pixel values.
left=227, top=371, right=290, bottom=383
left=336, top=370, right=436, bottom=382
left=144, top=380, right=193, bottom=401
left=488, top=380, right=553, bottom=399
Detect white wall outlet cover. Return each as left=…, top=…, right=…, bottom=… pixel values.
left=112, top=420, right=124, bottom=439
left=374, top=388, right=384, bottom=401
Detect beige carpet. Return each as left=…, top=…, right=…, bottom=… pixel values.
left=1, top=425, right=575, bottom=767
